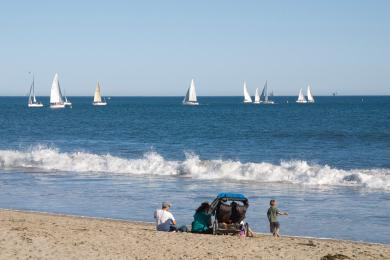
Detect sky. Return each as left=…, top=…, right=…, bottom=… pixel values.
left=0, top=0, right=389, bottom=96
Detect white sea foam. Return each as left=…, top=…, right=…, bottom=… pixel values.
left=0, top=147, right=389, bottom=191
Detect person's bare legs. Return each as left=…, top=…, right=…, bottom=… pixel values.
left=275, top=227, right=280, bottom=237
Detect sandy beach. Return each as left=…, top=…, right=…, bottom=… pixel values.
left=0, top=209, right=388, bottom=259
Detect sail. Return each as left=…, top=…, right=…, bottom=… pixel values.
left=28, top=79, right=34, bottom=104
left=261, top=81, right=268, bottom=101
left=254, top=88, right=260, bottom=103
left=184, top=79, right=197, bottom=103
left=297, top=88, right=306, bottom=102
left=94, top=82, right=102, bottom=103
left=50, top=73, right=63, bottom=104
left=243, top=81, right=252, bottom=102
left=307, top=85, right=315, bottom=103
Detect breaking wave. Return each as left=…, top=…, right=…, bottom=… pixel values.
left=0, top=146, right=389, bottom=191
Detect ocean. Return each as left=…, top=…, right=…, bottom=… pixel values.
left=0, top=96, right=389, bottom=243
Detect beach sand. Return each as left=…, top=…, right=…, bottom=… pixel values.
left=0, top=209, right=388, bottom=260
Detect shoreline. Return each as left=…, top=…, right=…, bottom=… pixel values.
left=1, top=207, right=387, bottom=247
left=1, top=209, right=388, bottom=259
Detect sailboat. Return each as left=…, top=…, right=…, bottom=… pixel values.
left=243, top=81, right=252, bottom=103
left=27, top=74, right=43, bottom=108
left=50, top=73, right=65, bottom=109
left=261, top=81, right=274, bottom=104
left=254, top=88, right=261, bottom=104
left=296, top=88, right=307, bottom=103
left=307, top=85, right=315, bottom=103
left=183, top=79, right=199, bottom=105
left=93, top=82, right=107, bottom=106
left=63, top=92, right=72, bottom=107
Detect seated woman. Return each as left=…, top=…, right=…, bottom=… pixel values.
left=191, top=202, right=212, bottom=234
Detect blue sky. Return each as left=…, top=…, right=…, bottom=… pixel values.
left=0, top=0, right=389, bottom=96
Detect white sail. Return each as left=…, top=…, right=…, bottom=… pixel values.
left=28, top=79, right=34, bottom=104
left=183, top=79, right=198, bottom=105
left=260, top=80, right=274, bottom=104
left=261, top=81, right=268, bottom=102
left=243, top=81, right=252, bottom=103
left=296, top=88, right=307, bottom=103
left=27, top=74, right=43, bottom=108
left=94, top=82, right=102, bottom=103
left=254, top=88, right=260, bottom=103
left=50, top=73, right=63, bottom=104
left=307, top=85, right=315, bottom=103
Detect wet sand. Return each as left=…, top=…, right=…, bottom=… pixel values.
left=0, top=209, right=388, bottom=259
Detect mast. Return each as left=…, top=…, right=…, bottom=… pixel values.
left=32, top=75, right=37, bottom=102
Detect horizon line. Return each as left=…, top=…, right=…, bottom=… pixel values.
left=1, top=95, right=390, bottom=98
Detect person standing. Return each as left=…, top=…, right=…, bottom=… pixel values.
left=267, top=199, right=288, bottom=237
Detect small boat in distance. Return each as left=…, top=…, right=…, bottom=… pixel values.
left=243, top=81, right=252, bottom=103
left=50, top=73, right=65, bottom=109
left=27, top=73, right=43, bottom=108
left=254, top=87, right=261, bottom=104
left=307, top=85, right=315, bottom=103
left=93, top=82, right=107, bottom=106
left=63, top=93, right=72, bottom=107
left=261, top=81, right=274, bottom=104
left=296, top=88, right=307, bottom=103
left=183, top=79, right=199, bottom=105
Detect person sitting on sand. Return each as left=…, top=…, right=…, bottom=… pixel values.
left=191, top=202, right=212, bottom=233
left=154, top=202, right=177, bottom=232
left=267, top=199, right=288, bottom=237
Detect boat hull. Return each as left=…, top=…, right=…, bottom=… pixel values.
left=183, top=101, right=199, bottom=106
left=28, top=103, right=44, bottom=108
left=296, top=100, right=308, bottom=103
left=243, top=100, right=252, bottom=104
left=263, top=101, right=275, bottom=104
left=253, top=101, right=261, bottom=104
left=50, top=103, right=65, bottom=109
left=93, top=102, right=107, bottom=106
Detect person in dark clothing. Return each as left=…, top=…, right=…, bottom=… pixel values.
left=191, top=202, right=212, bottom=233
left=267, top=199, right=288, bottom=237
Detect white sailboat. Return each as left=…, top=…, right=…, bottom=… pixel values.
left=254, top=87, right=261, bottom=104
left=307, top=85, right=315, bottom=103
left=261, top=81, right=274, bottom=104
left=63, top=92, right=72, bottom=107
left=296, top=88, right=307, bottom=103
left=183, top=79, right=199, bottom=105
left=243, top=81, right=252, bottom=103
left=93, top=82, right=107, bottom=106
left=28, top=74, right=43, bottom=108
left=50, top=73, right=65, bottom=109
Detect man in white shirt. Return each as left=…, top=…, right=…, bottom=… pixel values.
left=154, top=202, right=177, bottom=232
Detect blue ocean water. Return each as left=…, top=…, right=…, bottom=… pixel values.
left=0, top=96, right=389, bottom=243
